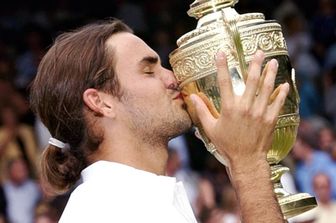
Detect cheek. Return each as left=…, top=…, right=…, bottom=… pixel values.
left=122, top=84, right=167, bottom=109
left=128, top=79, right=166, bottom=99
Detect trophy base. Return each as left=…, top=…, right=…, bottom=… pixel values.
left=279, top=193, right=317, bottom=219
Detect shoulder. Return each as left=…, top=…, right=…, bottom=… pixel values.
left=313, top=151, right=333, bottom=162
left=59, top=179, right=173, bottom=223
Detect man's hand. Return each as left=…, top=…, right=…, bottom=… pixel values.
left=190, top=50, right=288, bottom=223
left=190, top=50, right=289, bottom=169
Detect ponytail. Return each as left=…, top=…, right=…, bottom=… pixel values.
left=41, top=145, right=86, bottom=193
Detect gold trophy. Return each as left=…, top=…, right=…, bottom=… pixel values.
left=169, top=0, right=317, bottom=219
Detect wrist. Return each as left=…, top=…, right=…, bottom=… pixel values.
left=228, top=157, right=271, bottom=184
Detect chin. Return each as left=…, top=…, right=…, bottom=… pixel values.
left=169, top=114, right=193, bottom=139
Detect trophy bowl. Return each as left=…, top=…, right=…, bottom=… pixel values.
left=169, top=0, right=317, bottom=219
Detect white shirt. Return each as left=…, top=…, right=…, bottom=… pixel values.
left=60, top=161, right=198, bottom=223
left=4, top=179, right=40, bottom=223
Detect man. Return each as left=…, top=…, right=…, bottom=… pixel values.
left=2, top=158, right=40, bottom=223
left=30, top=20, right=289, bottom=222
left=292, top=134, right=336, bottom=198
left=312, top=173, right=336, bottom=223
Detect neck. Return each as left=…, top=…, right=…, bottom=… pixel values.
left=89, top=128, right=169, bottom=175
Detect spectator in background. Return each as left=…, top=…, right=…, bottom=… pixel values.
left=311, top=0, right=336, bottom=64
left=0, top=216, right=6, bottom=223
left=273, top=0, right=300, bottom=23
left=0, top=53, right=16, bottom=83
left=317, top=126, right=335, bottom=152
left=220, top=186, right=240, bottom=223
left=198, top=186, right=241, bottom=223
left=296, top=75, right=322, bottom=119
left=283, top=13, right=320, bottom=81
left=34, top=202, right=58, bottom=223
left=323, top=65, right=336, bottom=128
left=0, top=103, right=38, bottom=182
left=279, top=3, right=327, bottom=121
left=168, top=135, right=190, bottom=171
left=0, top=78, right=30, bottom=118
left=15, top=24, right=48, bottom=90
left=3, top=158, right=41, bottom=223
left=312, top=173, right=336, bottom=223
left=291, top=134, right=336, bottom=198
left=200, top=207, right=226, bottom=223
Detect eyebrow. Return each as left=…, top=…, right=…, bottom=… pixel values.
left=139, top=56, right=159, bottom=65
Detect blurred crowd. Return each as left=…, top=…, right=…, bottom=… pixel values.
left=0, top=0, right=335, bottom=222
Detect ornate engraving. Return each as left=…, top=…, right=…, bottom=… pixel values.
left=237, top=13, right=265, bottom=23
left=275, top=113, right=300, bottom=129
left=195, top=52, right=212, bottom=67
left=171, top=19, right=288, bottom=85
left=241, top=31, right=287, bottom=57
left=171, top=36, right=237, bottom=85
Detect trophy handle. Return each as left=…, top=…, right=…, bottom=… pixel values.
left=194, top=128, right=229, bottom=166
left=221, top=8, right=248, bottom=83
left=291, top=68, right=300, bottom=105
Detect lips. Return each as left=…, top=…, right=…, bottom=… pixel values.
left=173, top=93, right=184, bottom=100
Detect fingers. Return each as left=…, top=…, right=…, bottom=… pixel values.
left=254, top=59, right=279, bottom=110
left=215, top=51, right=234, bottom=106
left=267, top=83, right=290, bottom=118
left=256, top=60, right=269, bottom=96
left=242, top=50, right=265, bottom=105
left=190, top=94, right=216, bottom=134
left=269, top=85, right=281, bottom=105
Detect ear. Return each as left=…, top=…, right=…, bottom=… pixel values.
left=83, top=88, right=116, bottom=118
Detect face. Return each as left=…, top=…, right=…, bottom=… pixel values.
left=35, top=216, right=55, bottom=223
left=107, top=33, right=192, bottom=144
left=313, top=174, right=331, bottom=204
left=318, top=128, right=334, bottom=151
left=1, top=107, right=18, bottom=127
left=9, top=159, right=29, bottom=185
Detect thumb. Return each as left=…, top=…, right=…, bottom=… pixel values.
left=190, top=94, right=216, bottom=134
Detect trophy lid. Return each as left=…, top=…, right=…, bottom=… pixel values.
left=188, top=0, right=239, bottom=19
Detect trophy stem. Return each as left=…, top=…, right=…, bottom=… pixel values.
left=270, top=164, right=317, bottom=220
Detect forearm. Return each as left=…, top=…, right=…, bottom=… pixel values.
left=229, top=158, right=284, bottom=223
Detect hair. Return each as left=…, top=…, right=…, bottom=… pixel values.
left=30, top=19, right=132, bottom=193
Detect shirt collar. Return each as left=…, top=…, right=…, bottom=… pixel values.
left=81, top=160, right=178, bottom=201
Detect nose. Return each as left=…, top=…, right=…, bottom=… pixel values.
left=161, top=68, right=179, bottom=90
